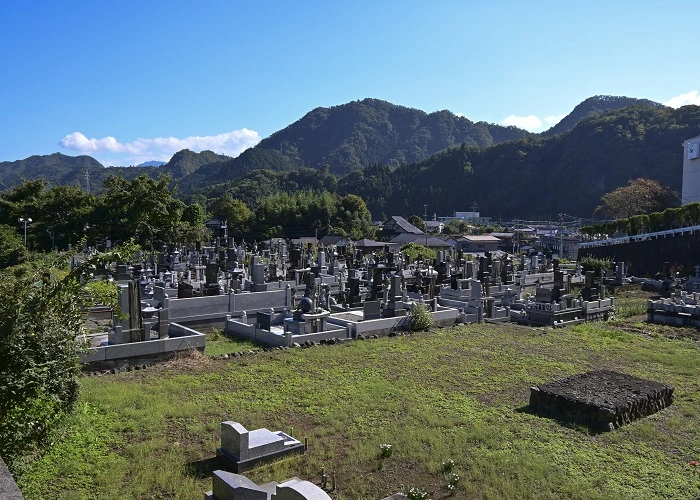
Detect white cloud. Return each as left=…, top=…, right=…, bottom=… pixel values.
left=664, top=90, right=700, bottom=108
left=502, top=114, right=543, bottom=131
left=59, top=129, right=261, bottom=166
left=544, top=113, right=566, bottom=125
left=455, top=112, right=470, bottom=120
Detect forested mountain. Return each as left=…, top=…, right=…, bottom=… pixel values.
left=250, top=98, right=531, bottom=175
left=0, top=153, right=149, bottom=192
left=337, top=104, right=700, bottom=219
left=541, top=95, right=666, bottom=137
left=2, top=96, right=692, bottom=221
left=174, top=99, right=535, bottom=185
left=160, top=149, right=230, bottom=179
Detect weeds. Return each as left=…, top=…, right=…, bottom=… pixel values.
left=15, top=315, right=700, bottom=500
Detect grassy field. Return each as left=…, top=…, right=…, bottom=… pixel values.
left=14, top=295, right=700, bottom=499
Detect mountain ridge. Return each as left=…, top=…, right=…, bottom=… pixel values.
left=0, top=95, right=680, bottom=220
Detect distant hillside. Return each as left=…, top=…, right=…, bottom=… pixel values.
left=337, top=104, right=700, bottom=219
left=0, top=96, right=683, bottom=207
left=160, top=149, right=230, bottom=179
left=137, top=160, right=166, bottom=167
left=0, top=153, right=103, bottom=190
left=542, top=95, right=665, bottom=137
left=0, top=153, right=151, bottom=192
left=196, top=98, right=532, bottom=181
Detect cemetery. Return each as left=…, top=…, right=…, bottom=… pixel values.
left=76, top=233, right=653, bottom=373
left=9, top=222, right=700, bottom=499
left=15, top=312, right=697, bottom=499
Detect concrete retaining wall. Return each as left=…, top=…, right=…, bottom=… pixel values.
left=165, top=289, right=291, bottom=330
left=328, top=306, right=459, bottom=337
left=0, top=456, right=23, bottom=500
left=81, top=323, right=205, bottom=371
left=225, top=318, right=345, bottom=347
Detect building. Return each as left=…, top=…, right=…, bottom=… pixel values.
left=539, top=234, right=581, bottom=260
left=319, top=234, right=349, bottom=255
left=439, top=211, right=492, bottom=226
left=491, top=232, right=515, bottom=252
left=389, top=233, right=452, bottom=248
left=682, top=135, right=700, bottom=205
left=455, top=234, right=501, bottom=253
left=424, top=220, right=445, bottom=233
left=381, top=216, right=425, bottom=238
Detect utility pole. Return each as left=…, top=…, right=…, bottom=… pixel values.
left=84, top=169, right=91, bottom=194
left=423, top=204, right=428, bottom=221
left=559, top=213, right=564, bottom=259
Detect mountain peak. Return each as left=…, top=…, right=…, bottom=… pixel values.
left=542, top=95, right=666, bottom=137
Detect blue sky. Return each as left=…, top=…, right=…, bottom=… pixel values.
left=1, top=0, right=698, bottom=167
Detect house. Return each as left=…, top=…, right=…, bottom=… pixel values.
left=491, top=232, right=515, bottom=252
left=289, top=236, right=318, bottom=248
left=456, top=234, right=501, bottom=253
left=435, top=234, right=458, bottom=248
left=319, top=234, right=349, bottom=254
left=424, top=220, right=444, bottom=233
left=381, top=216, right=424, bottom=238
left=389, top=233, right=452, bottom=248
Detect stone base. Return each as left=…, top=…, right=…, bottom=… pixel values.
left=216, top=442, right=306, bottom=472
left=525, top=307, right=586, bottom=327
left=529, top=370, right=673, bottom=431
left=383, top=308, right=406, bottom=317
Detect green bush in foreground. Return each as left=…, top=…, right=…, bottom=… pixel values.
left=407, top=302, right=433, bottom=331
left=0, top=244, right=136, bottom=470
left=0, top=264, right=86, bottom=466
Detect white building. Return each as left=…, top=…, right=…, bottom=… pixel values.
left=682, top=135, right=700, bottom=205
left=438, top=211, right=492, bottom=225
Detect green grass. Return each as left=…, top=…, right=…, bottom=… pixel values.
left=203, top=330, right=259, bottom=357
left=14, top=316, right=700, bottom=499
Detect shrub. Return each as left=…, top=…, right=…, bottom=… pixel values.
left=579, top=256, right=612, bottom=275
left=0, top=264, right=87, bottom=467
left=0, top=243, right=137, bottom=470
left=407, top=303, right=433, bottom=331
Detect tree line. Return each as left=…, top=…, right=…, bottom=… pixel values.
left=0, top=174, right=376, bottom=263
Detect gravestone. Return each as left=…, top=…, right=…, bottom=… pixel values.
left=256, top=312, right=272, bottom=331
left=363, top=300, right=382, bottom=320
left=348, top=277, right=362, bottom=306
left=178, top=281, right=194, bottom=299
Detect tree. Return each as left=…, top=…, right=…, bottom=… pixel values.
left=0, top=224, right=27, bottom=268
left=179, top=203, right=209, bottom=244
left=593, top=178, right=680, bottom=220
left=95, top=174, right=187, bottom=248
left=208, top=195, right=252, bottom=235
left=35, top=185, right=95, bottom=251
left=408, top=215, right=427, bottom=232
left=334, top=194, right=376, bottom=239
left=0, top=243, right=137, bottom=469
left=443, top=219, right=472, bottom=235
left=401, top=242, right=436, bottom=262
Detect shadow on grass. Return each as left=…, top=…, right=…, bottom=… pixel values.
left=186, top=456, right=221, bottom=479
left=515, top=404, right=604, bottom=435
